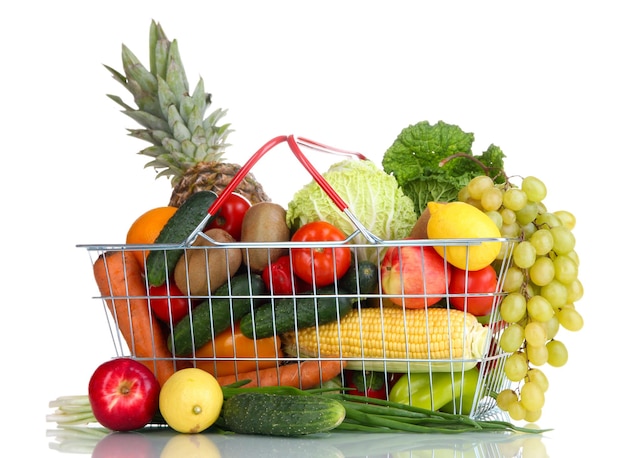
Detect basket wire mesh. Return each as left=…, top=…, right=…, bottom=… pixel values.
left=79, top=135, right=519, bottom=420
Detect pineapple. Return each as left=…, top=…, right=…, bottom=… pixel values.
left=105, top=20, right=270, bottom=207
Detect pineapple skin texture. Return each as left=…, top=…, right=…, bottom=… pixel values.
left=168, top=161, right=271, bottom=207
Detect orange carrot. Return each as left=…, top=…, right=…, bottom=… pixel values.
left=93, top=250, right=175, bottom=386
left=216, top=359, right=346, bottom=389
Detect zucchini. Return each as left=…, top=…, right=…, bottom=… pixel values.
left=168, top=273, right=267, bottom=356
left=145, top=190, right=218, bottom=287
left=338, top=259, right=379, bottom=295
left=239, top=285, right=356, bottom=339
left=222, top=392, right=346, bottom=436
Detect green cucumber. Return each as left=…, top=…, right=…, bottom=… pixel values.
left=145, top=190, right=218, bottom=287
left=239, top=285, right=356, bottom=339
left=338, top=260, right=379, bottom=295
left=168, top=273, right=267, bottom=356
left=222, top=392, right=346, bottom=436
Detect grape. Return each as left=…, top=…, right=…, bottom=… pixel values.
left=503, top=266, right=525, bottom=292
left=529, top=256, right=555, bottom=286
left=513, top=241, right=536, bottom=269
left=500, top=208, right=517, bottom=225
left=557, top=306, right=584, bottom=331
left=525, top=321, right=547, bottom=346
left=468, top=175, right=494, bottom=199
left=526, top=295, right=554, bottom=322
left=520, top=381, right=545, bottom=411
left=535, top=212, right=562, bottom=228
left=520, top=222, right=537, bottom=237
left=500, top=222, right=521, bottom=238
left=502, top=188, right=528, bottom=211
left=481, top=186, right=504, bottom=211
left=500, top=323, right=525, bottom=352
left=529, top=229, right=554, bottom=256
left=524, top=409, right=543, bottom=423
left=541, top=280, right=568, bottom=308
left=566, top=250, right=580, bottom=266
left=515, top=202, right=539, bottom=225
left=553, top=254, right=578, bottom=284
left=521, top=176, right=547, bottom=202
left=550, top=226, right=576, bottom=255
left=485, top=210, right=503, bottom=229
left=546, top=340, right=568, bottom=367
left=554, top=210, right=576, bottom=230
left=457, top=174, right=583, bottom=424
left=500, top=293, right=527, bottom=323
left=542, top=315, right=561, bottom=340
left=457, top=186, right=471, bottom=202
left=504, top=352, right=528, bottom=381
left=507, top=400, right=527, bottom=421
left=496, top=389, right=518, bottom=411
left=465, top=197, right=483, bottom=210
left=526, top=344, right=549, bottom=366
left=526, top=368, right=549, bottom=392
left=566, top=278, right=585, bottom=302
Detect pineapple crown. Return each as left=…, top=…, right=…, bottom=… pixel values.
left=104, top=20, right=232, bottom=184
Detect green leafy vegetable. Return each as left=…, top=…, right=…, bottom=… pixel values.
left=382, top=120, right=506, bottom=216
left=286, top=159, right=417, bottom=263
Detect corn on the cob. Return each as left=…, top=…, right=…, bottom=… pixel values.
left=281, top=307, right=490, bottom=373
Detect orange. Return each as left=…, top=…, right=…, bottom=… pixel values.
left=126, top=206, right=178, bottom=270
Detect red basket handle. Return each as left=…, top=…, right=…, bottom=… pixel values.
left=184, top=134, right=379, bottom=245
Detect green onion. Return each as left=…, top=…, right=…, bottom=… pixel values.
left=48, top=386, right=551, bottom=435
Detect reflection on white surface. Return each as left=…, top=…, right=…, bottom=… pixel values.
left=47, top=426, right=549, bottom=457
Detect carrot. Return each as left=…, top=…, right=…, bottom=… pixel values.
left=93, top=250, right=176, bottom=386
left=216, top=359, right=346, bottom=389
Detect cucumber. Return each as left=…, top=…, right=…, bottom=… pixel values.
left=145, top=190, right=218, bottom=287
left=239, top=285, right=356, bottom=339
left=338, top=259, right=379, bottom=295
left=222, top=392, right=346, bottom=436
left=168, top=273, right=267, bottom=356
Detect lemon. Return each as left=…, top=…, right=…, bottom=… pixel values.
left=160, top=433, right=222, bottom=458
left=159, top=368, right=223, bottom=434
left=426, top=201, right=502, bottom=270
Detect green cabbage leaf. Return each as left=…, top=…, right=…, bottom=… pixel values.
left=382, top=120, right=506, bottom=216
left=286, top=159, right=417, bottom=263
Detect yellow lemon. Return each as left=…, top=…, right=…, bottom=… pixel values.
left=426, top=201, right=502, bottom=271
left=160, top=433, right=222, bottom=458
left=159, top=368, right=223, bottom=434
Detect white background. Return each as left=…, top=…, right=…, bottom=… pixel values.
left=3, top=1, right=623, bottom=455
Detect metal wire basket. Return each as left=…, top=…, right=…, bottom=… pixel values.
left=79, top=135, right=518, bottom=420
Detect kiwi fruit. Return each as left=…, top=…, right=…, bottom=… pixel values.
left=174, top=228, right=242, bottom=296
left=240, top=202, right=290, bottom=272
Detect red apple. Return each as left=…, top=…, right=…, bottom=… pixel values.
left=380, top=245, right=451, bottom=308
left=88, top=358, right=160, bottom=431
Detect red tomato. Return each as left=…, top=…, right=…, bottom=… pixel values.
left=207, top=193, right=251, bottom=241
left=345, top=370, right=400, bottom=400
left=291, top=221, right=352, bottom=287
left=448, top=264, right=499, bottom=316
left=261, top=255, right=311, bottom=295
left=148, top=282, right=191, bottom=325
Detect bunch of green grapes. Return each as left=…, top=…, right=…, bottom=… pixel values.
left=458, top=174, right=584, bottom=423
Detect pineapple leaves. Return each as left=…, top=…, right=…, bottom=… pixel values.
left=106, top=21, right=236, bottom=182
left=157, top=76, right=177, bottom=120
left=167, top=105, right=192, bottom=143
left=149, top=20, right=170, bottom=78
left=165, top=40, right=189, bottom=105
left=124, top=109, right=170, bottom=132
left=121, top=45, right=158, bottom=98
